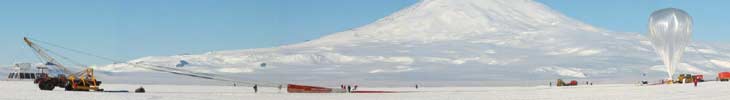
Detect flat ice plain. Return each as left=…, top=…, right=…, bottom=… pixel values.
left=2, top=81, right=730, bottom=100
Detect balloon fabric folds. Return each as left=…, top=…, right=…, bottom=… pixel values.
left=648, top=8, right=693, bottom=80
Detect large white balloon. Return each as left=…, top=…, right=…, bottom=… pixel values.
left=648, top=8, right=693, bottom=80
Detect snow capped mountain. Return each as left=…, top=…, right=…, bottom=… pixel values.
left=308, top=0, right=601, bottom=45
left=99, top=0, right=730, bottom=86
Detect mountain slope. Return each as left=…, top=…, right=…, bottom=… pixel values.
left=98, top=0, right=730, bottom=86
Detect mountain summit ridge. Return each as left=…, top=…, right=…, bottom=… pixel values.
left=309, top=0, right=602, bottom=45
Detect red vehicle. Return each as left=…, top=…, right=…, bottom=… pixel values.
left=568, top=80, right=578, bottom=86
left=718, top=72, right=730, bottom=81
left=694, top=75, right=704, bottom=81
left=556, top=79, right=578, bottom=86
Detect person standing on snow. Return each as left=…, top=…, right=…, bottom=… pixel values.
left=693, top=77, right=699, bottom=87
left=347, top=85, right=352, bottom=93
left=253, top=84, right=258, bottom=93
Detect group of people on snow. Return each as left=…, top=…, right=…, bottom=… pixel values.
left=341, top=85, right=358, bottom=93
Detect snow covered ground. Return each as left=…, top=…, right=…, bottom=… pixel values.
left=3, top=80, right=730, bottom=100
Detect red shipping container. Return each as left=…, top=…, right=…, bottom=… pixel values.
left=718, top=72, right=730, bottom=81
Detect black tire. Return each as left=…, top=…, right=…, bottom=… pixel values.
left=38, top=81, right=54, bottom=91
left=37, top=83, right=45, bottom=90
left=65, top=84, right=74, bottom=91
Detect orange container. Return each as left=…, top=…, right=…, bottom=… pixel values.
left=719, top=72, right=730, bottom=80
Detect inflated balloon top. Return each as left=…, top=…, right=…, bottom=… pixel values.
left=648, top=8, right=693, bottom=80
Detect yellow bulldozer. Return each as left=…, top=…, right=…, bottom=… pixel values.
left=675, top=74, right=703, bottom=84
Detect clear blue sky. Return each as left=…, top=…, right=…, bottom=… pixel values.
left=1, top=0, right=728, bottom=66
